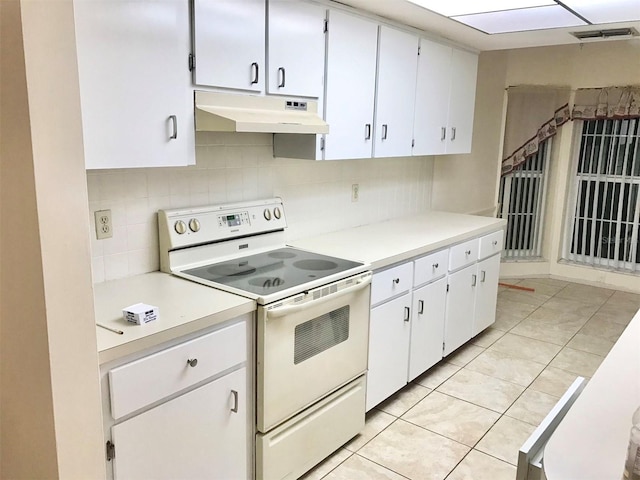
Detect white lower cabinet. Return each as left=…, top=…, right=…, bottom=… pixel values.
left=112, top=367, right=247, bottom=480
left=444, top=264, right=476, bottom=356
left=366, top=230, right=503, bottom=409
left=473, top=253, right=501, bottom=336
left=101, top=315, right=252, bottom=480
left=367, top=293, right=412, bottom=411
left=408, top=277, right=447, bottom=382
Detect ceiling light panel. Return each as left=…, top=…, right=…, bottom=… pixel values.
left=453, top=4, right=588, bottom=33
left=406, top=0, right=556, bottom=17
left=561, top=0, right=640, bottom=24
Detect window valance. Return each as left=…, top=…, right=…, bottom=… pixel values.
left=501, top=86, right=571, bottom=176
left=572, top=86, right=640, bottom=120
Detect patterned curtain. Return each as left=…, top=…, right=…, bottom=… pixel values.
left=501, top=86, right=571, bottom=176
left=573, top=86, right=640, bottom=120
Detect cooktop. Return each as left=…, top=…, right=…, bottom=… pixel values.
left=182, top=247, right=363, bottom=297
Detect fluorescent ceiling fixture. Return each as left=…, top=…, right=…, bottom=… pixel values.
left=561, top=0, right=640, bottom=24
left=453, top=5, right=587, bottom=34
left=406, top=0, right=556, bottom=17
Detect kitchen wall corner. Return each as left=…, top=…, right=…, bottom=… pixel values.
left=87, top=133, right=434, bottom=283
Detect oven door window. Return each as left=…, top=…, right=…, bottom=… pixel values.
left=294, top=306, right=349, bottom=364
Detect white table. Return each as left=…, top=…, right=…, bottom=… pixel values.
left=544, top=310, right=640, bottom=479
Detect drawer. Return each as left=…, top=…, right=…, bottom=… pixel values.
left=414, top=249, right=449, bottom=287
left=448, top=238, right=479, bottom=272
left=257, top=376, right=365, bottom=480
left=371, top=262, right=414, bottom=306
left=109, top=320, right=247, bottom=420
left=479, top=230, right=504, bottom=260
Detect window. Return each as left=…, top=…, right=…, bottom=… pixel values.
left=564, top=118, right=640, bottom=271
left=499, top=139, right=551, bottom=259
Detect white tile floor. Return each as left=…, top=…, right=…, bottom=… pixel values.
left=300, top=277, right=640, bottom=480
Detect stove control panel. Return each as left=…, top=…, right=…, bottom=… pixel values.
left=218, top=212, right=250, bottom=227
left=159, top=198, right=288, bottom=253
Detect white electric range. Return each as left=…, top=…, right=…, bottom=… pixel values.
left=158, top=198, right=371, bottom=480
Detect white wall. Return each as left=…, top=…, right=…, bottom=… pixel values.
left=87, top=133, right=434, bottom=282
left=1, top=1, right=105, bottom=478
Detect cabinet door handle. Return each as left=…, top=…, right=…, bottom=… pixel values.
left=465, top=250, right=471, bottom=255
left=451, top=127, right=457, bottom=141
left=251, top=62, right=259, bottom=85
left=186, top=358, right=198, bottom=368
left=432, top=263, right=439, bottom=269
left=382, top=124, right=388, bottom=140
left=404, top=306, right=410, bottom=322
left=441, top=127, right=446, bottom=141
left=365, top=123, right=371, bottom=140
left=278, top=67, right=285, bottom=88
left=481, top=270, right=486, bottom=282
left=418, top=300, right=424, bottom=315
left=230, top=390, right=239, bottom=413
left=393, top=278, right=400, bottom=285
left=471, top=274, right=477, bottom=287
left=169, top=115, right=178, bottom=140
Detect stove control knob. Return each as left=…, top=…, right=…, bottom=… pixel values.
left=174, top=220, right=187, bottom=235
left=263, top=208, right=272, bottom=221
left=273, top=207, right=281, bottom=219
left=188, top=218, right=200, bottom=232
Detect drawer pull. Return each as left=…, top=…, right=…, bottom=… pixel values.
left=404, top=307, right=410, bottom=322
left=471, top=274, right=477, bottom=287
left=231, top=390, right=239, bottom=413
left=433, top=263, right=439, bottom=269
left=418, top=300, right=424, bottom=315
left=393, top=278, right=400, bottom=285
left=465, top=250, right=471, bottom=255
left=493, top=240, right=498, bottom=246
left=186, top=358, right=198, bottom=368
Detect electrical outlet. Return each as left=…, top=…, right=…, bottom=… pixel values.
left=94, top=209, right=113, bottom=240
left=352, top=184, right=359, bottom=202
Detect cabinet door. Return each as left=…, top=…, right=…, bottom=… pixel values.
left=111, top=368, right=247, bottom=480
left=444, top=264, right=476, bottom=356
left=367, top=294, right=412, bottom=411
left=473, top=254, right=500, bottom=336
left=74, top=0, right=194, bottom=169
left=323, top=10, right=378, bottom=160
left=267, top=0, right=326, bottom=97
left=445, top=48, right=478, bottom=155
left=374, top=26, right=419, bottom=158
left=193, top=0, right=265, bottom=92
left=409, top=277, right=447, bottom=382
left=412, top=39, right=452, bottom=156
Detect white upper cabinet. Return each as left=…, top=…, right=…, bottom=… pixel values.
left=192, top=0, right=266, bottom=92
left=374, top=26, right=419, bottom=158
left=267, top=0, right=326, bottom=98
left=323, top=10, right=379, bottom=160
left=413, top=38, right=478, bottom=156
left=74, top=0, right=195, bottom=169
left=447, top=48, right=479, bottom=154
left=413, top=39, right=452, bottom=156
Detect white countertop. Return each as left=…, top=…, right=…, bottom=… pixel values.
left=94, top=272, right=255, bottom=364
left=544, top=310, right=640, bottom=479
left=290, top=211, right=506, bottom=270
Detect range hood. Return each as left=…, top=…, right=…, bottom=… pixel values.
left=194, top=91, right=329, bottom=135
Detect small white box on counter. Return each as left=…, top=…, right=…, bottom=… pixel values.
left=123, top=303, right=158, bottom=325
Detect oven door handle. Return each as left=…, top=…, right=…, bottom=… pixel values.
left=266, top=275, right=372, bottom=319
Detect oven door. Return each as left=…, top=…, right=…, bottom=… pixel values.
left=257, top=273, right=371, bottom=433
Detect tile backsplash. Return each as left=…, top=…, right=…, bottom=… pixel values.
left=87, top=132, right=434, bottom=283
